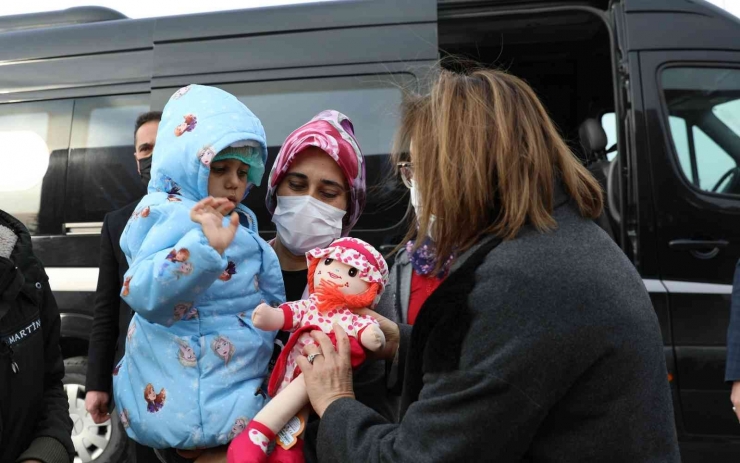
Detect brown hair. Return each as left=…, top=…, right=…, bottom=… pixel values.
left=394, top=68, right=603, bottom=274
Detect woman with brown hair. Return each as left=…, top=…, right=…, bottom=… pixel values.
left=295, top=68, right=681, bottom=462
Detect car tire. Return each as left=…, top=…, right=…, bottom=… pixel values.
left=63, top=356, right=131, bottom=463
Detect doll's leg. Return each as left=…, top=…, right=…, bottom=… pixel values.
left=267, top=405, right=310, bottom=463
left=254, top=374, right=309, bottom=432
left=227, top=376, right=309, bottom=463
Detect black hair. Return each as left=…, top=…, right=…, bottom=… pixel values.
left=134, top=110, right=163, bottom=141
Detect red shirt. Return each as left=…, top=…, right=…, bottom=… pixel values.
left=407, top=270, right=445, bottom=325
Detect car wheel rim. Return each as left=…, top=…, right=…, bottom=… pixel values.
left=65, top=383, right=112, bottom=463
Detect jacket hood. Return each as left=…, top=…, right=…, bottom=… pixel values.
left=148, top=85, right=268, bottom=202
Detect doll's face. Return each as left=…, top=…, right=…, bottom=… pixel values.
left=314, top=258, right=370, bottom=295
left=176, top=250, right=189, bottom=262
left=147, top=389, right=156, bottom=401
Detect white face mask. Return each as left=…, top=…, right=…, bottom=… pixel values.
left=409, top=182, right=421, bottom=214
left=272, top=195, right=346, bottom=256
left=410, top=181, right=436, bottom=240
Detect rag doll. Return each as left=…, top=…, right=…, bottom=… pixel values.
left=227, top=237, right=389, bottom=463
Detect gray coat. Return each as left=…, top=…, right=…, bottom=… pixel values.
left=315, top=193, right=681, bottom=462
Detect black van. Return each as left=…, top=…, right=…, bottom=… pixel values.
left=0, top=0, right=738, bottom=461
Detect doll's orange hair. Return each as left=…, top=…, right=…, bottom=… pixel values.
left=308, top=257, right=379, bottom=313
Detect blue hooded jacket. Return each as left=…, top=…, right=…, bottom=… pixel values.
left=113, top=85, right=285, bottom=449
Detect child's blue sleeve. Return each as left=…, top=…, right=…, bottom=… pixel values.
left=256, top=238, right=286, bottom=308
left=120, top=204, right=226, bottom=326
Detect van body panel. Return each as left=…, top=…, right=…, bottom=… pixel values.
left=152, top=0, right=436, bottom=42
left=622, top=0, right=740, bottom=52
left=438, top=0, right=610, bottom=11
left=0, top=83, right=152, bottom=104
left=151, top=24, right=437, bottom=79
left=0, top=50, right=152, bottom=94
left=32, top=235, right=101, bottom=268
left=150, top=62, right=430, bottom=90
left=0, top=18, right=154, bottom=62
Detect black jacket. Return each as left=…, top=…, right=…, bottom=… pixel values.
left=0, top=209, right=74, bottom=463
left=86, top=200, right=138, bottom=395
left=316, top=198, right=680, bottom=462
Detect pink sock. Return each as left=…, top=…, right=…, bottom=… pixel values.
left=227, top=420, right=274, bottom=463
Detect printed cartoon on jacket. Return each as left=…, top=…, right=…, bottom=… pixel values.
left=113, top=84, right=285, bottom=450
left=228, top=237, right=389, bottom=463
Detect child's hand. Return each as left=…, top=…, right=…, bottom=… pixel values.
left=190, top=197, right=239, bottom=255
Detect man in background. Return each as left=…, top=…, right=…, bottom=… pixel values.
left=84, top=111, right=161, bottom=462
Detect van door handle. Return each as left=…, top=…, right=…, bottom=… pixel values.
left=669, top=239, right=729, bottom=259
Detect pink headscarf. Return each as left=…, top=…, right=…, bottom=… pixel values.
left=265, top=110, right=366, bottom=237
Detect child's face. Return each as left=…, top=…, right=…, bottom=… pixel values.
left=208, top=159, right=250, bottom=213
left=314, top=258, right=370, bottom=295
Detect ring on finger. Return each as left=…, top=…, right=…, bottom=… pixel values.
left=307, top=353, right=324, bottom=364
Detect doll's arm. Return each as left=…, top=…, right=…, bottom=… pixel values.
left=357, top=317, right=386, bottom=352
left=252, top=303, right=285, bottom=331
left=252, top=299, right=310, bottom=333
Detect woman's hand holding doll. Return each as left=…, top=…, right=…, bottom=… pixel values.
left=227, top=237, right=389, bottom=463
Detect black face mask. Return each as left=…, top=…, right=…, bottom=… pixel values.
left=138, top=156, right=152, bottom=185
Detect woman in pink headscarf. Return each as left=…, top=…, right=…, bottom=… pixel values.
left=259, top=110, right=370, bottom=461
left=266, top=110, right=367, bottom=304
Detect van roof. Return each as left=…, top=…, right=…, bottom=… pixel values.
left=0, top=6, right=126, bottom=33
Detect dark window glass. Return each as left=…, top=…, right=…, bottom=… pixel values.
left=65, top=95, right=150, bottom=227
left=662, top=67, right=740, bottom=196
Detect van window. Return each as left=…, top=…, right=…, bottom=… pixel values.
left=65, top=95, right=150, bottom=227
left=661, top=67, right=740, bottom=196
left=0, top=100, right=73, bottom=235
left=600, top=112, right=618, bottom=162
left=219, top=76, right=407, bottom=156
left=156, top=75, right=410, bottom=232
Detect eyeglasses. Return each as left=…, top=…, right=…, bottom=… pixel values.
left=397, top=162, right=413, bottom=189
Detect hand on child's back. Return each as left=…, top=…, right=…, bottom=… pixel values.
left=190, top=196, right=239, bottom=255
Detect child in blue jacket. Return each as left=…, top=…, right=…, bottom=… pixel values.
left=113, top=85, right=285, bottom=454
